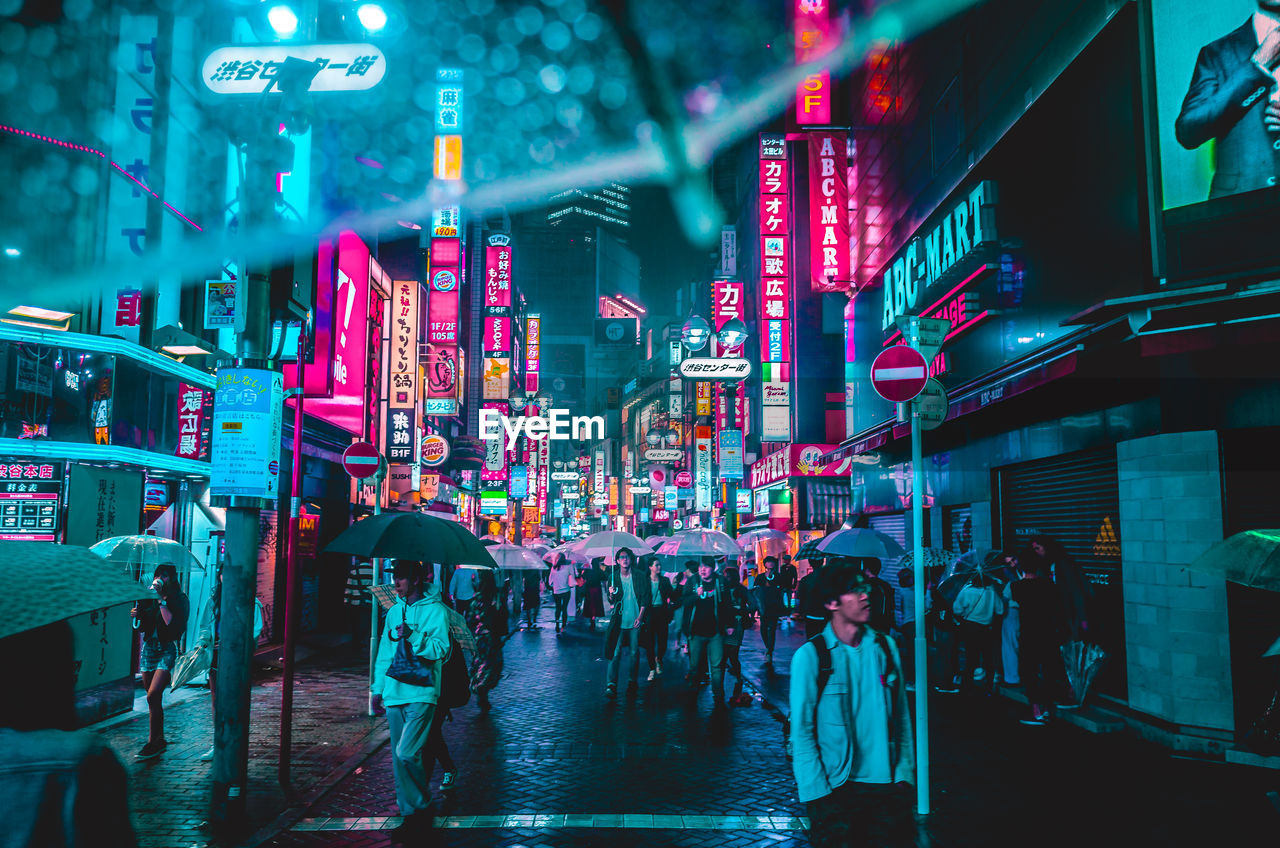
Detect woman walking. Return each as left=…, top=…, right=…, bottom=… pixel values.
left=131, top=563, right=189, bottom=760
left=467, top=571, right=505, bottom=712
left=580, top=558, right=607, bottom=632
left=548, top=555, right=575, bottom=634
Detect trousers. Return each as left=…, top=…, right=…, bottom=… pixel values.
left=553, top=592, right=571, bottom=628
left=608, top=626, right=642, bottom=688
left=386, top=702, right=437, bottom=816
left=688, top=633, right=725, bottom=700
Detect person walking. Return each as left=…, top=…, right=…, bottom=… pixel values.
left=722, top=564, right=756, bottom=707
left=779, top=553, right=798, bottom=610
left=131, top=563, right=189, bottom=760
left=894, top=566, right=919, bottom=682
left=371, top=560, right=451, bottom=842
left=680, top=560, right=739, bottom=710
left=644, top=557, right=675, bottom=679
left=753, top=556, right=786, bottom=665
left=448, top=564, right=479, bottom=618
left=1011, top=554, right=1066, bottom=725
left=467, top=570, right=505, bottom=712
left=796, top=557, right=828, bottom=639
left=1000, top=551, right=1022, bottom=686
left=345, top=558, right=374, bottom=652
left=547, top=555, right=575, bottom=634
left=521, top=571, right=542, bottom=630
left=580, top=558, right=607, bottom=632
left=604, top=548, right=649, bottom=699
left=1, top=621, right=137, bottom=848
left=1031, top=535, right=1090, bottom=642
left=951, top=570, right=1005, bottom=695
left=861, top=559, right=895, bottom=636
left=789, top=562, right=915, bottom=848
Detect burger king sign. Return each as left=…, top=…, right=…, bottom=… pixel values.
left=422, top=434, right=451, bottom=467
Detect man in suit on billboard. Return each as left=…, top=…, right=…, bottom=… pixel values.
left=1176, top=1, right=1280, bottom=199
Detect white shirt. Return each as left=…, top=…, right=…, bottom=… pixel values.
left=1255, top=11, right=1280, bottom=47
left=549, top=565, right=574, bottom=593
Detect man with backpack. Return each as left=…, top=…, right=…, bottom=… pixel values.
left=789, top=562, right=915, bottom=848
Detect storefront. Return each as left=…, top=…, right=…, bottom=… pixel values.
left=747, top=444, right=853, bottom=540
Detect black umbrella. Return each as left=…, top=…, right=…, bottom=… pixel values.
left=324, top=511, right=497, bottom=569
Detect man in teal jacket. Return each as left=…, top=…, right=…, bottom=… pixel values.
left=371, top=560, right=451, bottom=842
left=789, top=563, right=915, bottom=847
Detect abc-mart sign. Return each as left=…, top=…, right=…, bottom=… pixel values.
left=201, top=43, right=387, bottom=95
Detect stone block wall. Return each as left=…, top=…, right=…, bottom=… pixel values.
left=1118, top=431, right=1232, bottom=731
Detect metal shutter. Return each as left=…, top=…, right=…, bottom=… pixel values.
left=944, top=505, right=973, bottom=554
left=997, top=447, right=1125, bottom=697
left=867, top=512, right=907, bottom=548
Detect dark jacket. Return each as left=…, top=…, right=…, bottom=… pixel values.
left=753, top=573, right=786, bottom=619
left=679, top=575, right=744, bottom=636
left=866, top=574, right=895, bottom=635
left=647, top=573, right=676, bottom=620
left=1175, top=19, right=1278, bottom=199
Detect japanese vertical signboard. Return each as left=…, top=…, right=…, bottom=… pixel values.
left=759, top=133, right=793, bottom=442
left=101, top=14, right=158, bottom=343
left=695, top=426, right=713, bottom=511
left=808, top=131, right=849, bottom=292
left=483, top=237, right=513, bottom=401
left=717, top=429, right=744, bottom=481
left=712, top=278, right=745, bottom=432
left=525, top=315, right=541, bottom=395
left=480, top=401, right=508, bottom=483
left=66, top=465, right=142, bottom=547
left=427, top=69, right=464, bottom=417
left=387, top=278, right=420, bottom=478
left=794, top=0, right=833, bottom=126
left=175, top=384, right=207, bottom=461
left=0, top=461, right=63, bottom=541
left=210, top=367, right=284, bottom=499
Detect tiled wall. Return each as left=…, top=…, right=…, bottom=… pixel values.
left=1118, top=431, right=1232, bottom=731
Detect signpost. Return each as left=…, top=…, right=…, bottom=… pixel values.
left=896, top=315, right=951, bottom=363
left=341, top=441, right=385, bottom=716
left=917, top=379, right=949, bottom=430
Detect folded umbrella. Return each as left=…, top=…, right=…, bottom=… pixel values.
left=325, top=511, right=497, bottom=569
left=0, top=541, right=153, bottom=641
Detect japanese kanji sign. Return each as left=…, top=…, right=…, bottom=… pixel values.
left=386, top=279, right=420, bottom=465
left=0, top=461, right=62, bottom=542
left=759, top=132, right=793, bottom=442
left=808, top=131, right=849, bottom=292
left=795, top=0, right=834, bottom=125
left=210, top=367, right=284, bottom=499
left=201, top=43, right=386, bottom=95
left=175, top=383, right=207, bottom=461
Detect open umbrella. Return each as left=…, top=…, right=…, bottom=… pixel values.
left=899, top=548, right=960, bottom=574
left=543, top=543, right=590, bottom=565
left=325, top=511, right=497, bottom=570
left=737, top=527, right=790, bottom=547
left=816, top=528, right=906, bottom=561
left=577, top=530, right=653, bottom=559
left=656, top=529, right=743, bottom=558
left=0, top=541, right=153, bottom=640
left=488, top=543, right=551, bottom=570
left=1185, top=530, right=1280, bottom=592
left=794, top=538, right=827, bottom=562
left=90, top=534, right=205, bottom=582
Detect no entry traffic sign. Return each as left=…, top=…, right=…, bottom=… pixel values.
left=871, top=346, right=929, bottom=403
left=342, top=442, right=383, bottom=480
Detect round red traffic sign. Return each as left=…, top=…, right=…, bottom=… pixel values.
left=341, top=442, right=383, bottom=479
left=870, top=345, right=929, bottom=403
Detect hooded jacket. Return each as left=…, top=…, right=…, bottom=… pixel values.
left=372, top=581, right=451, bottom=707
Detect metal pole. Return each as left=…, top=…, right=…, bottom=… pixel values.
left=909, top=315, right=930, bottom=816
left=368, top=467, right=383, bottom=716
left=279, top=326, right=306, bottom=788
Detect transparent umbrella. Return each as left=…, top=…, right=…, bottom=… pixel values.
left=656, top=530, right=743, bottom=558
left=488, top=543, right=551, bottom=571
left=90, top=535, right=204, bottom=584
left=577, top=531, right=653, bottom=560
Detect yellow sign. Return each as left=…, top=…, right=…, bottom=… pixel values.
left=1093, top=516, right=1119, bottom=558
left=696, top=382, right=712, bottom=416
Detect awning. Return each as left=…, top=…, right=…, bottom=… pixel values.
left=805, top=480, right=854, bottom=530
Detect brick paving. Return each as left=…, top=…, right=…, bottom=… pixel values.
left=97, top=646, right=381, bottom=848
left=113, top=607, right=1280, bottom=847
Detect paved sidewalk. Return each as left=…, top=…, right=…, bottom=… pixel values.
left=251, top=608, right=1279, bottom=848
left=97, top=646, right=381, bottom=848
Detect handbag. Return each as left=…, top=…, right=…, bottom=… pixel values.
left=387, top=608, right=435, bottom=688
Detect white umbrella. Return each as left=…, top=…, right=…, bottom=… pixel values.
left=487, top=543, right=551, bottom=570
left=815, top=528, right=905, bottom=561
left=90, top=535, right=205, bottom=582
left=736, top=527, right=790, bottom=547
left=656, top=529, right=743, bottom=558
left=577, top=530, right=653, bottom=560
left=543, top=543, right=590, bottom=564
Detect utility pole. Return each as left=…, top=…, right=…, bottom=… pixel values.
left=210, top=130, right=288, bottom=834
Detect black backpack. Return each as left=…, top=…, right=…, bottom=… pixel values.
left=440, top=636, right=471, bottom=710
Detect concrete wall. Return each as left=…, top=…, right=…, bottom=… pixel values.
left=1118, top=430, right=1232, bottom=731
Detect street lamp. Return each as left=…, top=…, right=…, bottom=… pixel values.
left=717, top=317, right=748, bottom=352
left=681, top=314, right=711, bottom=351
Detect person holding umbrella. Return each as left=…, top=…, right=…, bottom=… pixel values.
left=580, top=558, right=607, bottom=632
left=796, top=556, right=829, bottom=640
left=371, top=560, right=451, bottom=841
left=680, top=559, right=741, bottom=710
left=547, top=555, right=575, bottom=634
left=604, top=547, right=650, bottom=700
left=131, top=563, right=189, bottom=760
left=467, top=570, right=505, bottom=712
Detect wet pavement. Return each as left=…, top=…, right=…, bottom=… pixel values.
left=92, top=604, right=1280, bottom=848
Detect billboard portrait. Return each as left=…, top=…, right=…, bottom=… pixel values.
left=1152, top=0, right=1280, bottom=208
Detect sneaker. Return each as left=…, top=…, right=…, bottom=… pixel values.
left=440, top=772, right=457, bottom=791
left=647, top=670, right=657, bottom=681
left=199, top=746, right=215, bottom=762
left=136, top=739, right=167, bottom=760
left=1055, top=702, right=1081, bottom=711
left=766, top=652, right=774, bottom=664
left=1019, top=714, right=1050, bottom=726
left=605, top=684, right=617, bottom=700
left=655, top=661, right=663, bottom=675
left=973, top=667, right=986, bottom=682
